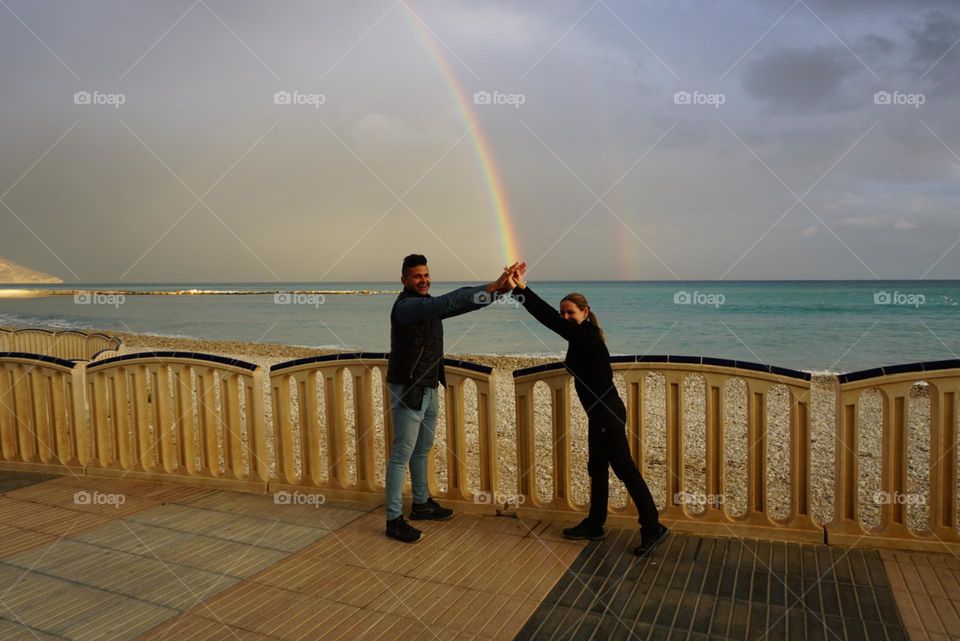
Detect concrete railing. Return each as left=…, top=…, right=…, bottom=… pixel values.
left=513, top=356, right=820, bottom=542
left=0, top=349, right=957, bottom=553
left=268, top=353, right=498, bottom=508
left=0, top=328, right=121, bottom=361
left=82, top=352, right=270, bottom=490
left=828, top=360, right=960, bottom=551
left=0, top=353, right=86, bottom=469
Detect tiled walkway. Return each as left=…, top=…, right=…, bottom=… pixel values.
left=518, top=530, right=910, bottom=641
left=0, top=473, right=955, bottom=641
left=883, top=549, right=960, bottom=641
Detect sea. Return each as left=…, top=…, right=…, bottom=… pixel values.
left=0, top=281, right=957, bottom=374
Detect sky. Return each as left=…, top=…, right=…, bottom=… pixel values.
left=0, top=0, right=958, bottom=283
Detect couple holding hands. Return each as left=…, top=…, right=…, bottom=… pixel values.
left=385, top=254, right=668, bottom=556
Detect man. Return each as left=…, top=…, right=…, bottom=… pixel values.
left=385, top=254, right=516, bottom=543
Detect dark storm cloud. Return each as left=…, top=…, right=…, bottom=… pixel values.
left=860, top=34, right=896, bottom=57
left=742, top=46, right=859, bottom=113
left=760, top=0, right=959, bottom=16
left=909, top=11, right=960, bottom=93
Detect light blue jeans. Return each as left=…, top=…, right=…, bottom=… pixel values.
left=386, top=383, right=438, bottom=520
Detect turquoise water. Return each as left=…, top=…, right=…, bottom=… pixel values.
left=1, top=281, right=957, bottom=372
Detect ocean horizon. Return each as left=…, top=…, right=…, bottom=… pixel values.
left=1, top=279, right=957, bottom=373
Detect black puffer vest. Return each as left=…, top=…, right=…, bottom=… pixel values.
left=386, top=288, right=446, bottom=388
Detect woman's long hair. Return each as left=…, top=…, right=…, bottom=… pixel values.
left=561, top=292, right=604, bottom=342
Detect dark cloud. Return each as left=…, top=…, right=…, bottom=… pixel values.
left=763, top=0, right=958, bottom=17
left=909, top=11, right=960, bottom=94
left=860, top=34, right=896, bottom=57
left=910, top=11, right=960, bottom=63
left=742, top=46, right=859, bottom=113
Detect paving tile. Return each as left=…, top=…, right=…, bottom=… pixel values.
left=915, top=564, right=948, bottom=599
left=0, top=496, right=111, bottom=535
left=912, top=595, right=947, bottom=636
left=0, top=471, right=61, bottom=494
left=4, top=539, right=237, bottom=611
left=178, top=491, right=372, bottom=530
left=71, top=519, right=288, bottom=577
left=5, top=476, right=208, bottom=516
left=930, top=597, right=960, bottom=634
left=126, top=503, right=329, bottom=552
left=0, top=617, right=64, bottom=641
left=193, top=581, right=354, bottom=637
left=0, top=562, right=174, bottom=638
left=135, top=614, right=283, bottom=641
left=932, top=566, right=960, bottom=595
left=0, top=523, right=58, bottom=559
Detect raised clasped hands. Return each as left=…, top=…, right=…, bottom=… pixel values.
left=492, top=261, right=520, bottom=294
left=487, top=261, right=527, bottom=297
left=504, top=261, right=526, bottom=290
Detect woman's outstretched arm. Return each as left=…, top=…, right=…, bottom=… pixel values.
left=513, top=284, right=578, bottom=340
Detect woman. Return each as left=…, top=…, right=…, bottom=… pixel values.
left=507, top=264, right=668, bottom=556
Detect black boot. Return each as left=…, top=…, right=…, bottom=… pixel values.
left=562, top=518, right=607, bottom=541
left=410, top=497, right=454, bottom=521
left=386, top=516, right=423, bottom=543
left=634, top=524, right=669, bottom=556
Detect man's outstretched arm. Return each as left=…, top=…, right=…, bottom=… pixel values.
left=394, top=267, right=516, bottom=325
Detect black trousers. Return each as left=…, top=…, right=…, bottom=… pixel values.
left=585, top=411, right=660, bottom=529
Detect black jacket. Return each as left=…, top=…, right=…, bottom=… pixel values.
left=517, top=285, right=625, bottom=422
left=387, top=284, right=489, bottom=388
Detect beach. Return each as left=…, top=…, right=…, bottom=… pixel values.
left=82, top=329, right=940, bottom=533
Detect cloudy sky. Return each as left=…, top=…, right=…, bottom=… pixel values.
left=1, top=0, right=958, bottom=282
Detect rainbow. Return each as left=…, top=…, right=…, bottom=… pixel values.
left=400, top=3, right=521, bottom=266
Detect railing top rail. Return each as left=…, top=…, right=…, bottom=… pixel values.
left=56, top=330, right=88, bottom=337
left=270, top=352, right=493, bottom=375
left=88, top=332, right=121, bottom=342
left=838, top=358, right=960, bottom=385
left=442, top=358, right=493, bottom=375
left=270, top=351, right=389, bottom=372
left=89, top=350, right=257, bottom=372
left=513, top=354, right=812, bottom=381
left=3, top=327, right=121, bottom=342
left=0, top=351, right=78, bottom=369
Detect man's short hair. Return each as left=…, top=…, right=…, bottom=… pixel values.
left=401, top=254, right=427, bottom=276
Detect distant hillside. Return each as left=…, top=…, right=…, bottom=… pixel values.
left=0, top=258, right=62, bottom=284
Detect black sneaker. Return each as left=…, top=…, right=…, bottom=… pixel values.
left=410, top=497, right=454, bottom=521
left=386, top=516, right=423, bottom=543
left=562, top=518, right=607, bottom=541
left=634, top=524, right=669, bottom=556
